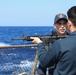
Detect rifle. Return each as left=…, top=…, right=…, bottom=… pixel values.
left=0, top=32, right=67, bottom=49
left=11, top=34, right=67, bottom=44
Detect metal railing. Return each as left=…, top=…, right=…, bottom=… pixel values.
left=0, top=44, right=38, bottom=75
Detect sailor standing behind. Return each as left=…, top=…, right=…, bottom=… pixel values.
left=37, top=13, right=69, bottom=75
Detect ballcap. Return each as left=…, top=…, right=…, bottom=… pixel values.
left=54, top=13, right=67, bottom=24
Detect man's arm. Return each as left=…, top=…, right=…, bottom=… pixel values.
left=37, top=41, right=60, bottom=68
left=31, top=37, right=60, bottom=68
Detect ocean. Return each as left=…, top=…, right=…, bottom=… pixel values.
left=0, top=26, right=54, bottom=75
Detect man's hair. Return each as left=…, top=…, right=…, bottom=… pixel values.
left=67, top=6, right=76, bottom=26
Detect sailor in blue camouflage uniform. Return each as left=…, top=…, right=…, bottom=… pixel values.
left=37, top=13, right=69, bottom=75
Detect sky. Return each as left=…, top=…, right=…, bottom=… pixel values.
left=0, top=0, right=76, bottom=26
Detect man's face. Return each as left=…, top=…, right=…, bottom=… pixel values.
left=54, top=19, right=67, bottom=35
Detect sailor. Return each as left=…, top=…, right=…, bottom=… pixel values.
left=36, top=13, right=69, bottom=75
